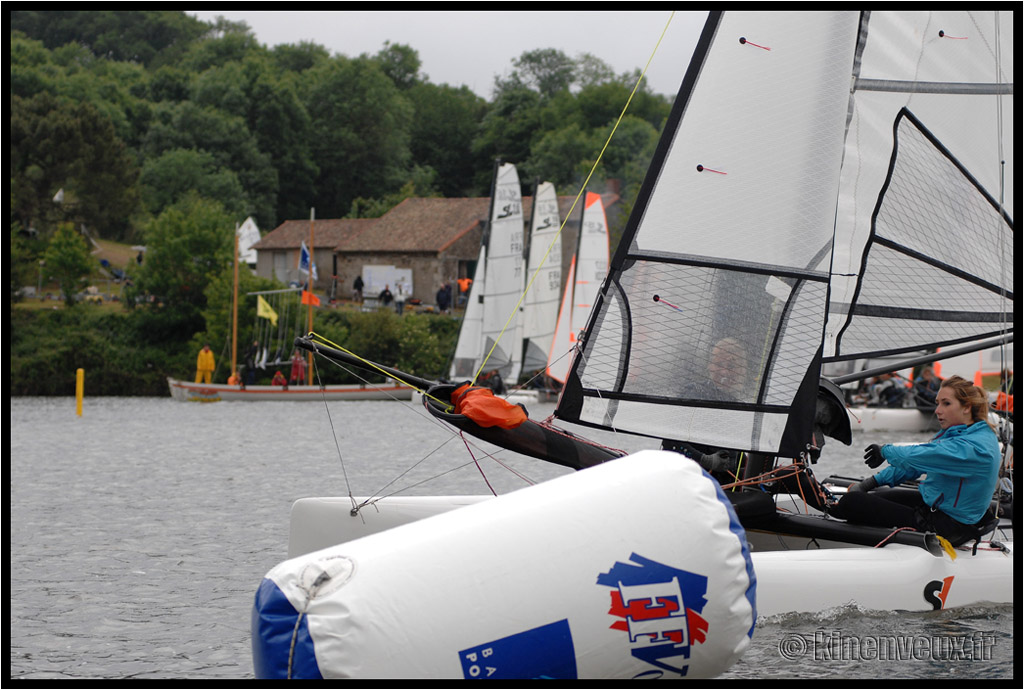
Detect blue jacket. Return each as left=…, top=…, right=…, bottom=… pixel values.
left=874, top=422, right=1001, bottom=525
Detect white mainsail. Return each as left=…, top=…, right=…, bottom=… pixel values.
left=521, top=182, right=563, bottom=374
left=449, top=243, right=487, bottom=380
left=449, top=162, right=526, bottom=383
left=547, top=192, right=611, bottom=384
left=556, top=10, right=1013, bottom=457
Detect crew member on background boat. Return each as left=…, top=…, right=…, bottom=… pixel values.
left=245, top=340, right=259, bottom=385
left=289, top=350, right=307, bottom=385
left=352, top=274, right=364, bottom=303
left=995, top=368, right=1013, bottom=413
left=912, top=365, right=942, bottom=407
left=829, top=375, right=1001, bottom=546
left=271, top=370, right=287, bottom=387
left=869, top=372, right=906, bottom=407
left=195, top=343, right=215, bottom=384
left=228, top=371, right=241, bottom=386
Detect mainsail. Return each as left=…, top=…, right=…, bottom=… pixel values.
left=449, top=162, right=526, bottom=383
left=521, top=181, right=563, bottom=374
left=547, top=192, right=611, bottom=384
left=556, top=10, right=1013, bottom=458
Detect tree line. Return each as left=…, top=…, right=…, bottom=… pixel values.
left=11, top=11, right=670, bottom=242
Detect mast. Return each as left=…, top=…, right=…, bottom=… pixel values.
left=232, top=226, right=239, bottom=379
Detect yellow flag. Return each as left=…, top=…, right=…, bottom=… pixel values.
left=257, top=295, right=278, bottom=327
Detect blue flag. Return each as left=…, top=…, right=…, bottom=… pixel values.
left=299, top=241, right=318, bottom=281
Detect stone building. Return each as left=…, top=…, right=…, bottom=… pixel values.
left=251, top=191, right=621, bottom=306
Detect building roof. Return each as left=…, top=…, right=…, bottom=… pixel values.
left=251, top=218, right=375, bottom=250
left=256, top=191, right=621, bottom=254
left=340, top=197, right=490, bottom=253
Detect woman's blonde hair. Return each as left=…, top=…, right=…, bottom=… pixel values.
left=940, top=375, right=993, bottom=427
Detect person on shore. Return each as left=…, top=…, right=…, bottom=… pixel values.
left=436, top=284, right=451, bottom=313
left=829, top=375, right=1001, bottom=546
left=352, top=275, right=364, bottom=303
left=379, top=285, right=393, bottom=307
left=394, top=280, right=408, bottom=315
left=195, top=343, right=215, bottom=384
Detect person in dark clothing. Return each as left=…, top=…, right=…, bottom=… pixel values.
left=436, top=284, right=451, bottom=313
left=379, top=285, right=393, bottom=306
left=352, top=275, right=364, bottom=302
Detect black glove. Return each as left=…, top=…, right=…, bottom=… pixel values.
left=863, top=444, right=885, bottom=469
left=846, top=475, right=878, bottom=493
left=699, top=450, right=734, bottom=473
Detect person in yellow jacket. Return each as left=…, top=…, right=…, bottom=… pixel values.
left=195, top=343, right=215, bottom=384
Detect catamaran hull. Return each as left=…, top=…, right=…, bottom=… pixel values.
left=848, top=406, right=941, bottom=433
left=167, top=377, right=413, bottom=402
left=285, top=489, right=1013, bottom=618
left=253, top=451, right=757, bottom=680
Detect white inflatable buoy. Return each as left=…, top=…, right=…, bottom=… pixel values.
left=252, top=450, right=756, bottom=679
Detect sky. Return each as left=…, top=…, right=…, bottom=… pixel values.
left=186, top=10, right=707, bottom=99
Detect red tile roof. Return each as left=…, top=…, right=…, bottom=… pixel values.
left=255, top=192, right=620, bottom=254
left=251, top=218, right=375, bottom=250
left=339, top=197, right=490, bottom=253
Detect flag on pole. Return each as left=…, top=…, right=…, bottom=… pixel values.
left=257, top=295, right=278, bottom=326
left=301, top=290, right=321, bottom=306
left=299, top=241, right=318, bottom=281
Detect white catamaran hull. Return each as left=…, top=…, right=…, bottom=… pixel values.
left=847, top=406, right=941, bottom=433
left=167, top=377, right=413, bottom=402
left=286, top=472, right=1012, bottom=618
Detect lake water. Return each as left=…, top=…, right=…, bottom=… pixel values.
left=9, top=396, right=1014, bottom=679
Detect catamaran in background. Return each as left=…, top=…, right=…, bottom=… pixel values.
left=252, top=10, right=1013, bottom=680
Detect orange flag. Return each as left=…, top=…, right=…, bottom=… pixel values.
left=301, top=290, right=320, bottom=306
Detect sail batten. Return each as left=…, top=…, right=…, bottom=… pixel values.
left=854, top=79, right=1013, bottom=95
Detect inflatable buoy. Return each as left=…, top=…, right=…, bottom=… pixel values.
left=252, top=450, right=756, bottom=679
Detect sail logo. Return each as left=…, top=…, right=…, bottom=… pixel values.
left=598, top=553, right=710, bottom=677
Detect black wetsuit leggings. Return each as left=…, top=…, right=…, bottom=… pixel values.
left=831, top=489, right=975, bottom=546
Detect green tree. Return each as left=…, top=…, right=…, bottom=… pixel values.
left=371, top=42, right=423, bottom=90
left=132, top=194, right=234, bottom=324
left=8, top=10, right=209, bottom=68
left=10, top=92, right=139, bottom=241
left=302, top=56, right=414, bottom=217
left=407, top=82, right=490, bottom=197
left=43, top=223, right=94, bottom=307
left=501, top=48, right=577, bottom=99
left=138, top=148, right=248, bottom=219
left=140, top=101, right=276, bottom=227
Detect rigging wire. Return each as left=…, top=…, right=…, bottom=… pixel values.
left=470, top=11, right=677, bottom=387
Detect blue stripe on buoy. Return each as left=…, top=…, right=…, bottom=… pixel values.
left=251, top=577, right=323, bottom=679
left=709, top=478, right=757, bottom=636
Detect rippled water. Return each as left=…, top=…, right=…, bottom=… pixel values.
left=9, top=396, right=1014, bottom=679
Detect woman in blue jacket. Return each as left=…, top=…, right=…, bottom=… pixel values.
left=830, top=375, right=1001, bottom=545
